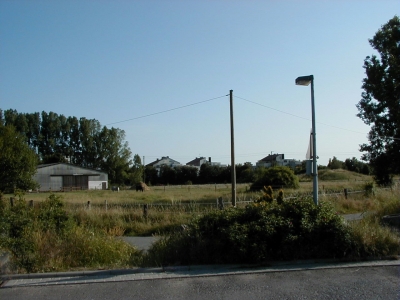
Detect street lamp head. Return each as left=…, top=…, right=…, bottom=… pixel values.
left=295, top=75, right=313, bottom=86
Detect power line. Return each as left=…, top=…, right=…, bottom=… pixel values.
left=235, top=95, right=310, bottom=121
left=236, top=95, right=400, bottom=141
left=105, top=95, right=227, bottom=126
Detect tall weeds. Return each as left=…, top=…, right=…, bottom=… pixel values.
left=0, top=193, right=141, bottom=273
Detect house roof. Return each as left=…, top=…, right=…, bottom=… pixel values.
left=186, top=157, right=206, bottom=167
left=259, top=154, right=284, bottom=162
left=146, top=156, right=181, bottom=167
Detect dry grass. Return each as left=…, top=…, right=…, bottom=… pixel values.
left=19, top=183, right=251, bottom=205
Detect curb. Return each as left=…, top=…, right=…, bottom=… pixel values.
left=2, top=256, right=399, bottom=281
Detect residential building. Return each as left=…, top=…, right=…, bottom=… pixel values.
left=146, top=156, right=182, bottom=175
left=186, top=157, right=209, bottom=171
left=256, top=153, right=301, bottom=169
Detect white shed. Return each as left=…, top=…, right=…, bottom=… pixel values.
left=34, top=163, right=108, bottom=192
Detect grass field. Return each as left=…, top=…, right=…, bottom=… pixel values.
left=2, top=169, right=399, bottom=273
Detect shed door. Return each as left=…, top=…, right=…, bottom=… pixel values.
left=63, top=175, right=88, bottom=189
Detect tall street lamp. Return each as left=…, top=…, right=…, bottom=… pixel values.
left=296, top=75, right=318, bottom=205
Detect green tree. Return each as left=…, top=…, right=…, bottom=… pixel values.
left=356, top=16, right=400, bottom=185
left=175, top=165, right=198, bottom=184
left=159, top=165, right=177, bottom=185
left=98, top=126, right=132, bottom=184
left=144, top=166, right=159, bottom=185
left=237, top=162, right=254, bottom=183
left=327, top=156, right=344, bottom=169
left=251, top=166, right=299, bottom=190
left=129, top=154, right=144, bottom=185
left=0, top=125, right=38, bottom=192
left=25, top=112, right=41, bottom=150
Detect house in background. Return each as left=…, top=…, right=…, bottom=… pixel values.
left=256, top=153, right=301, bottom=169
left=146, top=156, right=182, bottom=175
left=186, top=157, right=209, bottom=171
left=186, top=157, right=226, bottom=171
left=34, top=163, right=108, bottom=192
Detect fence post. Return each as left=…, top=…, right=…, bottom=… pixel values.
left=105, top=200, right=108, bottom=211
left=143, top=204, right=148, bottom=221
left=218, top=197, right=224, bottom=210
left=344, top=189, right=348, bottom=199
left=29, top=200, right=34, bottom=207
left=10, top=197, right=14, bottom=207
left=87, top=200, right=91, bottom=210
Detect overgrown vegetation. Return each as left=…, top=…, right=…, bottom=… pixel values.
left=0, top=193, right=140, bottom=273
left=144, top=189, right=400, bottom=266
left=144, top=199, right=356, bottom=265
left=1, top=181, right=399, bottom=273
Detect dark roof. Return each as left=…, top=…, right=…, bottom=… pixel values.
left=186, top=157, right=206, bottom=167
left=259, top=154, right=284, bottom=162
left=146, top=159, right=161, bottom=167
left=146, top=156, right=181, bottom=167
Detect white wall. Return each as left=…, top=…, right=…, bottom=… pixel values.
left=88, top=181, right=108, bottom=190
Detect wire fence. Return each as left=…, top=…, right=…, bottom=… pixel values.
left=10, top=186, right=398, bottom=216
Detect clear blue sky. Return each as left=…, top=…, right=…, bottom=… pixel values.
left=1, top=1, right=398, bottom=166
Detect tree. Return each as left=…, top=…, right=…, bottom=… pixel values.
left=96, top=126, right=132, bottom=184
left=129, top=154, right=144, bottom=185
left=175, top=165, right=198, bottom=184
left=144, top=166, right=159, bottom=186
left=251, top=166, right=299, bottom=190
left=0, top=125, right=38, bottom=193
left=159, top=165, right=177, bottom=185
left=356, top=16, right=400, bottom=185
left=327, top=156, right=344, bottom=170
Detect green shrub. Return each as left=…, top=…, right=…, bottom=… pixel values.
left=0, top=194, right=36, bottom=272
left=318, top=169, right=348, bottom=181
left=251, top=166, right=299, bottom=190
left=363, top=181, right=376, bottom=197
left=0, top=193, right=141, bottom=273
left=37, top=194, right=73, bottom=234
left=144, top=198, right=354, bottom=266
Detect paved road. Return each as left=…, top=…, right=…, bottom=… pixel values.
left=1, top=260, right=399, bottom=299
left=118, top=236, right=160, bottom=251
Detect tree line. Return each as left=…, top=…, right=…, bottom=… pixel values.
left=144, top=163, right=255, bottom=186
left=0, top=109, right=132, bottom=184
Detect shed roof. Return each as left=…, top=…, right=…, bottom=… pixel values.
left=37, top=163, right=107, bottom=175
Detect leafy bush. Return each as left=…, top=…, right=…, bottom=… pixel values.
left=0, top=194, right=37, bottom=272
left=363, top=181, right=376, bottom=197
left=145, top=198, right=355, bottom=266
left=37, top=194, right=73, bottom=234
left=0, top=193, right=140, bottom=273
left=251, top=166, right=299, bottom=190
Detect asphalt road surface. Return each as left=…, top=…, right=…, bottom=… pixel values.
left=1, top=265, right=399, bottom=300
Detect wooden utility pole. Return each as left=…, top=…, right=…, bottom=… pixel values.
left=143, top=156, right=145, bottom=183
left=230, top=90, right=236, bottom=207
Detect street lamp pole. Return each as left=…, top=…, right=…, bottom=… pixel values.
left=296, top=75, right=318, bottom=205
left=230, top=89, right=236, bottom=207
